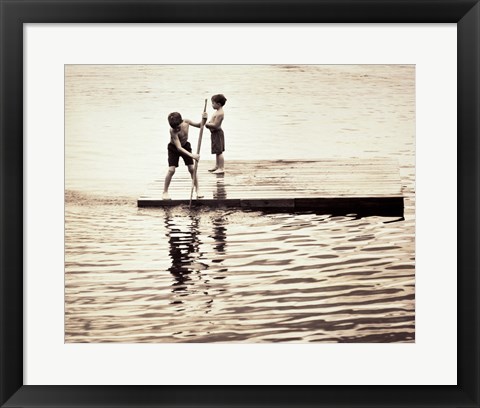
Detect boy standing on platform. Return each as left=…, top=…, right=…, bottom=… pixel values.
left=162, top=111, right=207, bottom=200
left=206, top=94, right=227, bottom=174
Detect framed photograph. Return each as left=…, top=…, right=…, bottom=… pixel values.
left=1, top=0, right=478, bottom=407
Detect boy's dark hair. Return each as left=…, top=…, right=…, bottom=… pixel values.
left=211, top=94, right=227, bottom=106
left=168, top=112, right=183, bottom=129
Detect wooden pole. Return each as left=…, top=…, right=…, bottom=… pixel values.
left=189, top=99, right=208, bottom=208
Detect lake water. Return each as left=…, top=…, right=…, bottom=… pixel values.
left=65, top=65, right=415, bottom=343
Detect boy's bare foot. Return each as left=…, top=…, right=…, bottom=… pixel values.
left=212, top=169, right=225, bottom=174
left=208, top=167, right=218, bottom=172
left=196, top=192, right=204, bottom=199
left=162, top=192, right=171, bottom=200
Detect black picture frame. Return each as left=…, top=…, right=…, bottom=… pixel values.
left=1, top=1, right=479, bottom=407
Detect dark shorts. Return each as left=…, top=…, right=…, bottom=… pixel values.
left=168, top=142, right=194, bottom=167
left=210, top=129, right=225, bottom=155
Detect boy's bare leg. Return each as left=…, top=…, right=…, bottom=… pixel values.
left=209, top=154, right=220, bottom=172
left=208, top=157, right=218, bottom=172
left=163, top=166, right=175, bottom=199
left=212, top=154, right=225, bottom=174
left=188, top=164, right=204, bottom=198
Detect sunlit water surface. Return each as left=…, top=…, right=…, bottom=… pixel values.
left=65, top=65, right=415, bottom=342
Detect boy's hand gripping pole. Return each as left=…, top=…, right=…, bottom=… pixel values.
left=189, top=99, right=208, bottom=208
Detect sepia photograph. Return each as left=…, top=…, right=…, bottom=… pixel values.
left=65, top=64, right=415, bottom=343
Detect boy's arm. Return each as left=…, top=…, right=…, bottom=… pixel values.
left=184, top=119, right=201, bottom=128
left=185, top=113, right=208, bottom=129
left=170, top=130, right=200, bottom=161
left=205, top=113, right=224, bottom=130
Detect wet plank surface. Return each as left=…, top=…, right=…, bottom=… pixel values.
left=138, top=159, right=404, bottom=216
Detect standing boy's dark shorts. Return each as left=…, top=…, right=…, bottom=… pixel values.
left=168, top=142, right=194, bottom=167
left=210, top=129, right=225, bottom=154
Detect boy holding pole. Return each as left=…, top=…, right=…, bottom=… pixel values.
left=162, top=109, right=207, bottom=200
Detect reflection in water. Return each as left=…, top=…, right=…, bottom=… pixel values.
left=164, top=211, right=228, bottom=316
left=210, top=213, right=228, bottom=270
left=213, top=174, right=227, bottom=200
left=165, top=214, right=202, bottom=300
left=165, top=212, right=227, bottom=313
left=65, top=203, right=415, bottom=343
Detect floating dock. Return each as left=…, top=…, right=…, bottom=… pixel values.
left=138, top=159, right=404, bottom=216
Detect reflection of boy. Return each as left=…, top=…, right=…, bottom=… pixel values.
left=206, top=94, right=227, bottom=174
left=162, top=112, right=207, bottom=200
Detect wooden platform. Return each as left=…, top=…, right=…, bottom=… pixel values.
left=138, top=159, right=404, bottom=216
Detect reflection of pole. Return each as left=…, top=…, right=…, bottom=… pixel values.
left=189, top=99, right=208, bottom=208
